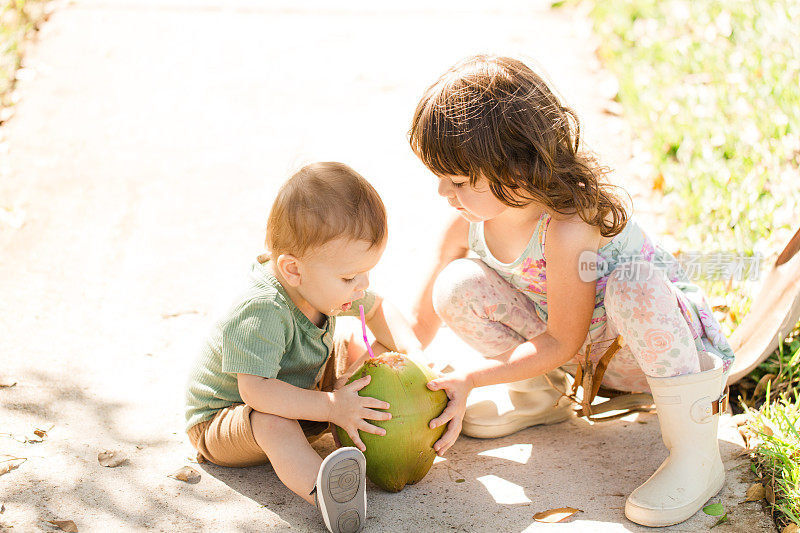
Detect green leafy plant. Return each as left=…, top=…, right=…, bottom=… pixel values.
left=1, top=0, right=53, bottom=110
left=587, top=0, right=800, bottom=335
left=744, top=393, right=800, bottom=530
left=583, top=1, right=800, bottom=529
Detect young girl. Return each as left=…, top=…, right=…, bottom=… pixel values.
left=407, top=55, right=735, bottom=528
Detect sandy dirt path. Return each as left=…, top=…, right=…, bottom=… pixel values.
left=0, top=1, right=772, bottom=531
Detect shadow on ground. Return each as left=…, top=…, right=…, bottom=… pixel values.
left=199, top=413, right=751, bottom=532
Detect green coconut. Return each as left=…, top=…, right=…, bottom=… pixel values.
left=335, top=352, right=448, bottom=492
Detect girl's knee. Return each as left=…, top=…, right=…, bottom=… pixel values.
left=605, top=260, right=669, bottom=312
left=432, top=258, right=492, bottom=318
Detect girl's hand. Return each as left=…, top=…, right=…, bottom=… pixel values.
left=329, top=375, right=391, bottom=452
left=426, top=371, right=474, bottom=456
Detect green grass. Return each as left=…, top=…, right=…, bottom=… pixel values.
left=585, top=0, right=800, bottom=336
left=737, top=331, right=800, bottom=409
left=744, top=390, right=800, bottom=529
left=1, top=0, right=52, bottom=110
left=578, top=0, right=800, bottom=528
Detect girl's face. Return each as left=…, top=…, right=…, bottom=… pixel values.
left=437, top=175, right=507, bottom=222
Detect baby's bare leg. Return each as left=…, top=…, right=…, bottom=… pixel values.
left=249, top=410, right=321, bottom=505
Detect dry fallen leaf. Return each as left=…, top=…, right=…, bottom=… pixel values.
left=730, top=413, right=750, bottom=426
left=48, top=519, right=78, bottom=532
left=97, top=450, right=128, bottom=468
left=753, top=374, right=776, bottom=398
left=26, top=432, right=44, bottom=443
left=169, top=466, right=201, bottom=484
left=766, top=484, right=776, bottom=505
left=782, top=523, right=799, bottom=533
left=744, top=483, right=766, bottom=502
left=0, top=379, right=17, bottom=388
left=602, top=101, right=624, bottom=116
left=761, top=417, right=782, bottom=438
left=0, top=456, right=26, bottom=476
left=533, top=507, right=581, bottom=523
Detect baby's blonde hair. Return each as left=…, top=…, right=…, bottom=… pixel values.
left=265, top=162, right=387, bottom=258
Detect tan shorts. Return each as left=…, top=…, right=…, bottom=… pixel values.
left=187, top=333, right=349, bottom=468
left=187, top=403, right=330, bottom=467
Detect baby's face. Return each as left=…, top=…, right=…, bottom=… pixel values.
left=296, top=237, right=386, bottom=319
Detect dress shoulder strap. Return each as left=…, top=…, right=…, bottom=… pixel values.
left=538, top=212, right=552, bottom=260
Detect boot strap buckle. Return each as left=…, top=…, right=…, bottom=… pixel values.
left=711, top=389, right=729, bottom=415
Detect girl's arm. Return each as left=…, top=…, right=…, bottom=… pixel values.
left=411, top=214, right=470, bottom=347
left=427, top=217, right=601, bottom=455
left=364, top=296, right=424, bottom=359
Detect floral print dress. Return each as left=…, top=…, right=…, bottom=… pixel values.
left=463, top=213, right=734, bottom=391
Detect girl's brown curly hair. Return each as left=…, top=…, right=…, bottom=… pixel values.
left=409, top=55, right=629, bottom=237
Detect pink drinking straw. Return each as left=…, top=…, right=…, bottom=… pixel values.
left=359, top=304, right=375, bottom=358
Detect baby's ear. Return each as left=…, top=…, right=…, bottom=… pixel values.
left=275, top=254, right=302, bottom=286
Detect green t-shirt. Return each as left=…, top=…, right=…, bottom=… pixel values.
left=184, top=260, right=377, bottom=431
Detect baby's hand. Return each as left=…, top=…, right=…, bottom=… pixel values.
left=426, top=371, right=473, bottom=456
left=329, top=375, right=391, bottom=452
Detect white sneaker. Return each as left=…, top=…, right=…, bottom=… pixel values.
left=315, top=447, right=366, bottom=533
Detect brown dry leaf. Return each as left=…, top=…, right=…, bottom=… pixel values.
left=753, top=374, right=776, bottom=398
left=97, top=450, right=128, bottom=468
left=782, top=523, right=799, bottom=533
left=32, top=424, right=54, bottom=439
left=744, top=483, right=766, bottom=502
left=48, top=520, right=78, bottom=532
left=169, top=466, right=201, bottom=484
left=730, top=413, right=750, bottom=426
left=602, top=101, right=624, bottom=116
left=0, top=379, right=17, bottom=388
left=766, top=484, right=776, bottom=505
left=533, top=507, right=582, bottom=523
left=27, top=425, right=53, bottom=443
left=0, top=456, right=26, bottom=476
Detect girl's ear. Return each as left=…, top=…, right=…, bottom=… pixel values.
left=275, top=254, right=302, bottom=286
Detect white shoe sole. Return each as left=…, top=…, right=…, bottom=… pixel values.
left=624, top=469, right=725, bottom=527
left=317, top=448, right=366, bottom=533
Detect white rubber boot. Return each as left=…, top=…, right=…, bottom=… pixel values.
left=625, top=352, right=728, bottom=527
left=461, top=369, right=573, bottom=438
